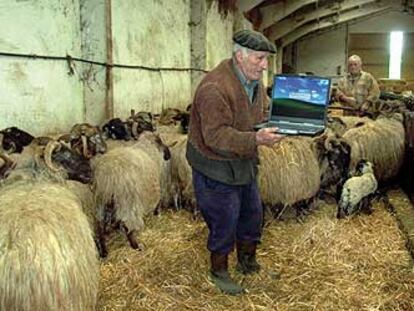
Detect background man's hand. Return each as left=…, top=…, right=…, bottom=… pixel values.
left=339, top=94, right=356, bottom=105
left=256, top=127, right=285, bottom=146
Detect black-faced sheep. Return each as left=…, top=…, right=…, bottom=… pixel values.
left=0, top=181, right=99, bottom=311
left=257, top=136, right=321, bottom=218
left=102, top=118, right=131, bottom=141
left=337, top=159, right=378, bottom=219
left=3, top=139, right=92, bottom=185
left=342, top=113, right=405, bottom=182
left=0, top=127, right=34, bottom=153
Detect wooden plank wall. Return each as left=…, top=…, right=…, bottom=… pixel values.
left=348, top=33, right=414, bottom=83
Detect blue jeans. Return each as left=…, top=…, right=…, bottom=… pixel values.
left=192, top=169, right=263, bottom=255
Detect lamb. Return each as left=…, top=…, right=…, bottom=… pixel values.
left=0, top=181, right=99, bottom=311
left=93, top=131, right=171, bottom=257
left=337, top=159, right=378, bottom=219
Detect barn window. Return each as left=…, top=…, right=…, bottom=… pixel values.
left=389, top=31, right=403, bottom=79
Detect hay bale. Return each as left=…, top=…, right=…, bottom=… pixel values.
left=258, top=136, right=320, bottom=206
left=0, top=181, right=99, bottom=311
left=343, top=115, right=405, bottom=181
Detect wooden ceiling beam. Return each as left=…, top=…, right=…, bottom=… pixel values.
left=266, top=0, right=378, bottom=41
left=280, top=4, right=394, bottom=47
left=238, top=0, right=266, bottom=13
left=259, top=0, right=318, bottom=31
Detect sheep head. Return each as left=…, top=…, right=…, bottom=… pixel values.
left=44, top=140, right=92, bottom=184
left=0, top=127, right=34, bottom=153
left=102, top=118, right=131, bottom=141
left=127, top=110, right=154, bottom=139
left=70, top=123, right=107, bottom=159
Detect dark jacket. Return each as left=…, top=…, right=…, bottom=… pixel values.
left=186, top=58, right=267, bottom=185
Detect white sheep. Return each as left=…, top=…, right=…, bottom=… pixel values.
left=337, top=159, right=378, bottom=218
left=92, top=131, right=171, bottom=257
left=0, top=181, right=99, bottom=311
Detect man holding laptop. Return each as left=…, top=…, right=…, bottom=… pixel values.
left=186, top=29, right=283, bottom=295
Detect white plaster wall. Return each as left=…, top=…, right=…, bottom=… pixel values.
left=111, top=0, right=192, bottom=116
left=80, top=0, right=107, bottom=126
left=0, top=0, right=84, bottom=136
left=206, top=1, right=234, bottom=70
left=296, top=26, right=347, bottom=78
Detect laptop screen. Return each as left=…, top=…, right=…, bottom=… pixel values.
left=270, top=75, right=331, bottom=121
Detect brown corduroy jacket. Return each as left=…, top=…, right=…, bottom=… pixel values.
left=186, top=58, right=268, bottom=185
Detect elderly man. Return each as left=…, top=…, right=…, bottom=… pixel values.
left=186, top=29, right=284, bottom=295
left=336, top=54, right=380, bottom=113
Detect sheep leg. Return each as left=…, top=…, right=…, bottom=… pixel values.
left=95, top=220, right=108, bottom=258
left=360, top=197, right=373, bottom=215
left=121, top=223, right=143, bottom=251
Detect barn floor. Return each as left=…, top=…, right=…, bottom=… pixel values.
left=97, top=192, right=414, bottom=311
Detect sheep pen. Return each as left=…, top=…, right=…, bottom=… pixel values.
left=0, top=181, right=99, bottom=311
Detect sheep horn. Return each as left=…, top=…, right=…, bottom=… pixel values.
left=44, top=141, right=62, bottom=172
left=324, top=135, right=335, bottom=151
left=0, top=133, right=3, bottom=151
left=0, top=152, right=16, bottom=178
left=5, top=141, right=16, bottom=154
left=131, top=121, right=139, bottom=139
left=81, top=135, right=90, bottom=159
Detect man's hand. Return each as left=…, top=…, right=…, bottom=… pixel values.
left=256, top=127, right=285, bottom=147
left=339, top=94, right=356, bottom=105
left=360, top=102, right=370, bottom=112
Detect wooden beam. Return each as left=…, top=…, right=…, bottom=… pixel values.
left=259, top=0, right=317, bottom=31
left=105, top=0, right=114, bottom=119
left=280, top=5, right=393, bottom=47
left=266, top=0, right=377, bottom=41
left=238, top=0, right=265, bottom=13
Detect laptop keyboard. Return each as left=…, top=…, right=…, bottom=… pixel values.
left=269, top=121, right=322, bottom=131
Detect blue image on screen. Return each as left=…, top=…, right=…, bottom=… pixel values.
left=273, top=76, right=330, bottom=105
left=271, top=75, right=331, bottom=120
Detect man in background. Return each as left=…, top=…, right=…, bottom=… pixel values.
left=336, top=54, right=380, bottom=114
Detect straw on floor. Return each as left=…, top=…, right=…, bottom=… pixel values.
left=97, top=198, right=414, bottom=311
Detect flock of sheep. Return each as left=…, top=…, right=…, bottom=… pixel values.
left=0, top=96, right=410, bottom=310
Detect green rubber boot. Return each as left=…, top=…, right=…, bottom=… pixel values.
left=236, top=241, right=261, bottom=275
left=209, top=252, right=245, bottom=295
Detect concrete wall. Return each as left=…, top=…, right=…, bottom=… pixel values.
left=0, top=0, right=84, bottom=136
left=296, top=26, right=347, bottom=78
left=0, top=0, right=236, bottom=134
left=79, top=0, right=107, bottom=126
left=206, top=1, right=234, bottom=70
left=294, top=11, right=414, bottom=82
left=111, top=0, right=192, bottom=118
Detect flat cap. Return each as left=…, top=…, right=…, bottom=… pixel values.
left=233, top=29, right=276, bottom=54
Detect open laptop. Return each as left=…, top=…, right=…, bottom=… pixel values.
left=255, top=74, right=331, bottom=136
